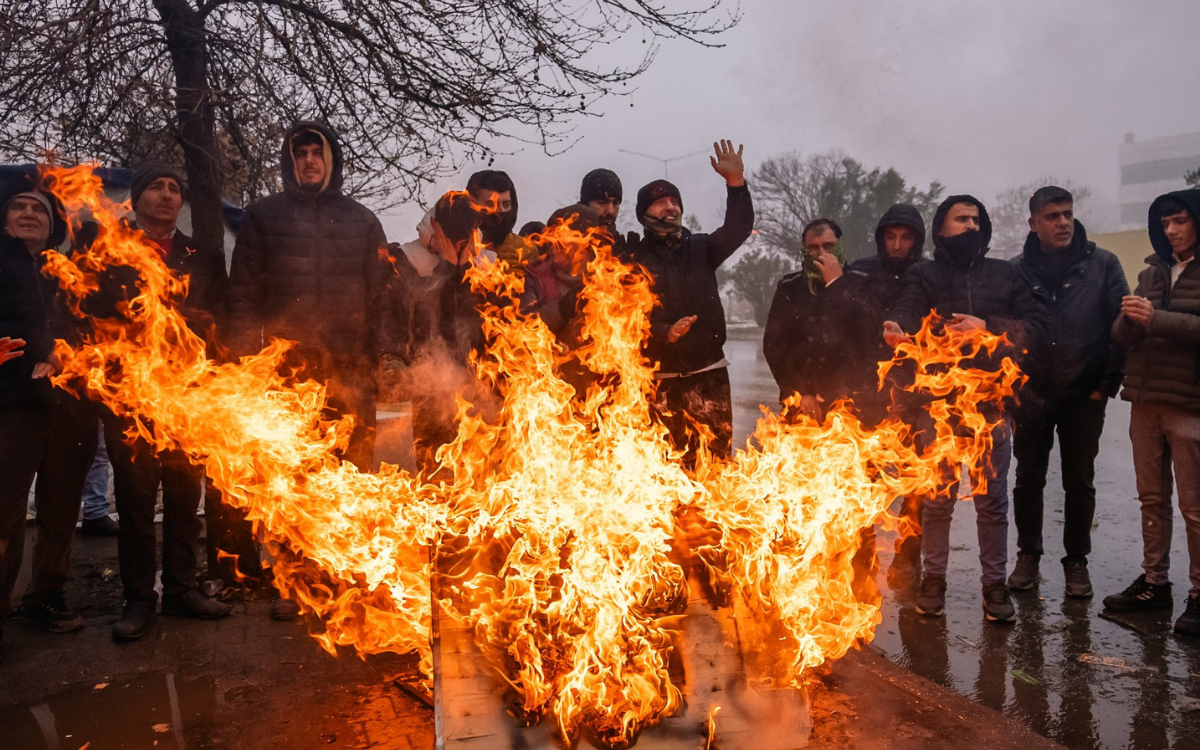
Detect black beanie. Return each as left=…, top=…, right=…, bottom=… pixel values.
left=580, top=168, right=623, bottom=205
left=635, top=179, right=682, bottom=220
left=130, top=161, right=184, bottom=210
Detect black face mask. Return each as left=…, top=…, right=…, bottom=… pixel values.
left=938, top=229, right=988, bottom=263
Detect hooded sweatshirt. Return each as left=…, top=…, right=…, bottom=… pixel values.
left=226, top=122, right=389, bottom=376
left=1114, top=188, right=1200, bottom=409
left=888, top=194, right=1046, bottom=357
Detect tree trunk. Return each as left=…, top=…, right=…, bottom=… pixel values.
left=153, top=0, right=225, bottom=261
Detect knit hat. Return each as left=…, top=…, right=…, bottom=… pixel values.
left=635, top=179, right=682, bottom=220
left=130, top=161, right=184, bottom=210
left=580, top=168, right=623, bottom=205
left=2, top=191, right=53, bottom=220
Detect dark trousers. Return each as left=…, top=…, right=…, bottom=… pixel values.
left=0, top=396, right=97, bottom=620
left=1012, top=397, right=1107, bottom=562
left=651, top=367, right=734, bottom=466
left=102, top=410, right=204, bottom=602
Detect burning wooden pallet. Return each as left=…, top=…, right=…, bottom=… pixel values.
left=432, top=576, right=811, bottom=750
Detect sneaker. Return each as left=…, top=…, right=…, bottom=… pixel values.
left=271, top=599, right=301, bottom=621
left=915, top=576, right=947, bottom=617
left=112, top=600, right=157, bottom=643
left=1006, top=555, right=1040, bottom=591
left=161, top=590, right=232, bottom=620
left=982, top=583, right=1016, bottom=622
left=24, top=593, right=84, bottom=633
left=1102, top=574, right=1172, bottom=612
left=81, top=515, right=120, bottom=536
left=1063, top=560, right=1093, bottom=599
left=1174, top=595, right=1200, bottom=637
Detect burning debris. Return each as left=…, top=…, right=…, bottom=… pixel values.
left=38, top=164, right=1022, bottom=747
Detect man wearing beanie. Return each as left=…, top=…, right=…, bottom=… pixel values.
left=622, top=139, right=754, bottom=464
left=88, top=161, right=232, bottom=641
left=884, top=195, right=1046, bottom=624
left=0, top=178, right=97, bottom=654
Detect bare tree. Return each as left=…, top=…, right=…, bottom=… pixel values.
left=0, top=1, right=738, bottom=255
left=752, top=150, right=943, bottom=262
left=990, top=178, right=1093, bottom=260
left=723, top=245, right=796, bottom=327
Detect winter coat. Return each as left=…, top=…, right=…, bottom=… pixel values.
left=889, top=196, right=1046, bottom=360
left=1013, top=222, right=1128, bottom=403
left=0, top=234, right=63, bottom=409
left=84, top=224, right=227, bottom=346
left=763, top=271, right=876, bottom=403
left=1115, top=189, right=1200, bottom=410
left=226, top=122, right=388, bottom=374
left=620, top=184, right=754, bottom=374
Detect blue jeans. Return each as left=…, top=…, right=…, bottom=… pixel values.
left=81, top=421, right=111, bottom=521
left=921, top=419, right=1012, bottom=588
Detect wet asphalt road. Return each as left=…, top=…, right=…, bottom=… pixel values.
left=725, top=332, right=1200, bottom=750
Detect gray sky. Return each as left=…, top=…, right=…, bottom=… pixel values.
left=378, top=0, right=1200, bottom=241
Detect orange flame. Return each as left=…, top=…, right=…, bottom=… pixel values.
left=38, top=164, right=1022, bottom=746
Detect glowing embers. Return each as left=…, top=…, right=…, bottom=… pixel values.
left=39, top=165, right=1021, bottom=748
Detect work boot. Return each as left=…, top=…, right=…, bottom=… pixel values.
left=271, top=598, right=301, bottom=621
left=1063, top=560, right=1093, bottom=599
left=1006, top=555, right=1040, bottom=591
left=161, top=590, right=232, bottom=620
left=112, top=601, right=157, bottom=642
left=1174, top=595, right=1200, bottom=637
left=982, top=583, right=1016, bottom=623
left=24, top=592, right=84, bottom=633
left=915, top=576, right=946, bottom=617
left=80, top=515, right=120, bottom=536
left=1102, top=574, right=1173, bottom=612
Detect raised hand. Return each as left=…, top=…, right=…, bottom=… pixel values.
left=710, top=139, right=745, bottom=187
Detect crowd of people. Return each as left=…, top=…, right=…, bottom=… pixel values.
left=0, top=123, right=1198, bottom=665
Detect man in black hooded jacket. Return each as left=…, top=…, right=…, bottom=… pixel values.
left=837, top=204, right=928, bottom=588
left=227, top=122, right=388, bottom=471
left=621, top=140, right=754, bottom=463
left=884, top=194, right=1046, bottom=624
left=1008, top=186, right=1128, bottom=600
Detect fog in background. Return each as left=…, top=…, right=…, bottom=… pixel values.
left=378, top=0, right=1200, bottom=243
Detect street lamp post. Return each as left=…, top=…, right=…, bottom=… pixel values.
left=618, top=148, right=709, bottom=180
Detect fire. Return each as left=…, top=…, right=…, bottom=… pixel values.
left=37, top=164, right=1022, bottom=746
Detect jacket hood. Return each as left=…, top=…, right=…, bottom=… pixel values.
left=1021, top=219, right=1090, bottom=260
left=1147, top=188, right=1200, bottom=261
left=931, top=194, right=992, bottom=263
left=466, top=170, right=519, bottom=247
left=280, top=121, right=344, bottom=196
left=874, top=203, right=926, bottom=272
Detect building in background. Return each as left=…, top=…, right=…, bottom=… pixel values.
left=1118, top=131, right=1200, bottom=230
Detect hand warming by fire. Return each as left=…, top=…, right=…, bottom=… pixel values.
left=38, top=164, right=1021, bottom=746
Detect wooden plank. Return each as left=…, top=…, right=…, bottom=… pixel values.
left=434, top=575, right=811, bottom=749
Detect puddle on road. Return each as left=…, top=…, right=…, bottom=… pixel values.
left=0, top=673, right=216, bottom=750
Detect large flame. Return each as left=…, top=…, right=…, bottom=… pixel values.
left=38, top=165, right=1022, bottom=746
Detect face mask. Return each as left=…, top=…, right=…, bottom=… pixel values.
left=640, top=214, right=683, bottom=241
left=801, top=240, right=847, bottom=294
left=938, top=229, right=988, bottom=262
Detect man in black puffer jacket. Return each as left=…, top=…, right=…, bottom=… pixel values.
left=885, top=194, right=1046, bottom=624
left=0, top=181, right=97, bottom=653
left=1008, top=186, right=1128, bottom=600
left=226, top=122, right=388, bottom=471
left=621, top=139, right=754, bottom=463
left=1102, top=188, right=1200, bottom=638
left=837, top=204, right=928, bottom=588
